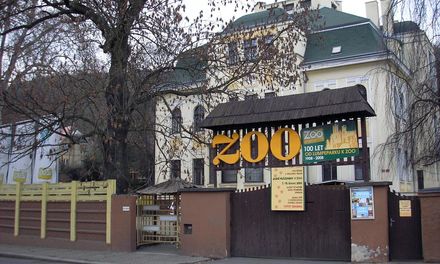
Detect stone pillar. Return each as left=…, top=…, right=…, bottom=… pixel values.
left=180, top=189, right=234, bottom=258
left=349, top=182, right=390, bottom=262
left=111, top=195, right=137, bottom=252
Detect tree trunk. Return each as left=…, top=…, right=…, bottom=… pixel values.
left=103, top=30, right=131, bottom=194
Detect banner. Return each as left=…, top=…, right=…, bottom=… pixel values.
left=302, top=120, right=359, bottom=163
left=0, top=126, right=12, bottom=184
left=271, top=167, right=304, bottom=211
left=7, top=122, right=35, bottom=184
left=32, top=124, right=60, bottom=183
left=350, top=186, right=374, bottom=219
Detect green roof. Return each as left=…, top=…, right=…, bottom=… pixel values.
left=223, top=8, right=289, bottom=33
left=311, top=7, right=370, bottom=30
left=304, top=23, right=386, bottom=64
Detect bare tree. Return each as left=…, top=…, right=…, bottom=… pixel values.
left=379, top=0, right=439, bottom=181
left=1, top=0, right=314, bottom=193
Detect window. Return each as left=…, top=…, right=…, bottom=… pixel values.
left=193, top=159, right=204, bottom=185
left=243, top=39, right=257, bottom=62
left=245, top=168, right=263, bottom=182
left=171, top=108, right=182, bottom=134
left=229, top=95, right=238, bottom=102
left=284, top=3, right=294, bottom=11
left=300, top=0, right=311, bottom=9
left=265, top=91, right=276, bottom=98
left=322, top=164, right=337, bottom=181
left=193, top=105, right=205, bottom=132
left=170, top=160, right=181, bottom=178
left=228, top=42, right=239, bottom=65
left=222, top=170, right=238, bottom=183
left=417, top=170, right=424, bottom=190
left=262, top=35, right=276, bottom=60
left=245, top=94, right=258, bottom=100
left=355, top=148, right=370, bottom=181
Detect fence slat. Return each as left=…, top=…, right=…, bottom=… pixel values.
left=41, top=182, right=48, bottom=239
left=70, top=181, right=78, bottom=242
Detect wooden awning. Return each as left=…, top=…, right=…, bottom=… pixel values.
left=137, top=178, right=198, bottom=195
left=201, top=85, right=375, bottom=129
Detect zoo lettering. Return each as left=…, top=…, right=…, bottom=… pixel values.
left=212, top=128, right=301, bottom=165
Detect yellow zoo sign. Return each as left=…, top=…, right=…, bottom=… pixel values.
left=212, top=128, right=301, bottom=165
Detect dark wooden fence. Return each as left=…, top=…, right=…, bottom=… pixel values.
left=231, top=184, right=351, bottom=261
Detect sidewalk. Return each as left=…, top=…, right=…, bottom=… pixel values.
left=0, top=244, right=209, bottom=264
left=0, top=244, right=426, bottom=264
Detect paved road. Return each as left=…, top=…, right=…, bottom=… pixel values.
left=0, top=256, right=63, bottom=264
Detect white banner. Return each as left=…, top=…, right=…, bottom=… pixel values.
left=7, top=122, right=35, bottom=184
left=32, top=124, right=60, bottom=183
left=0, top=126, right=12, bottom=184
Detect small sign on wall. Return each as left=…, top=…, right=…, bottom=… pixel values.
left=399, top=200, right=412, bottom=217
left=350, top=186, right=374, bottom=220
left=122, top=206, right=130, bottom=212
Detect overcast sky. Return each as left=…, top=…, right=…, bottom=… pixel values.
left=183, top=0, right=371, bottom=24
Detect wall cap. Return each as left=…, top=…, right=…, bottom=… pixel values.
left=346, top=181, right=392, bottom=188
left=179, top=188, right=236, bottom=193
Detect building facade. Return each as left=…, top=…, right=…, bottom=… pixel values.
left=154, top=0, right=439, bottom=193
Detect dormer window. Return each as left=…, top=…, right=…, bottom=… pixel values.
left=332, top=46, right=342, bottom=54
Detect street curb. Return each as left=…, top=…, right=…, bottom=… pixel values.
left=0, top=252, right=111, bottom=264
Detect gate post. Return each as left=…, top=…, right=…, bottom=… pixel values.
left=111, top=195, right=137, bottom=252
left=348, top=182, right=391, bottom=263
left=418, top=188, right=440, bottom=262
left=180, top=188, right=235, bottom=258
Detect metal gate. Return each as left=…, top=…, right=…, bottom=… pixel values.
left=136, top=194, right=180, bottom=246
left=231, top=185, right=351, bottom=260
left=388, top=190, right=423, bottom=260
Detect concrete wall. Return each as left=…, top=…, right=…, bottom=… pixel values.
left=180, top=189, right=233, bottom=258
left=419, top=191, right=440, bottom=262
left=350, top=184, right=389, bottom=262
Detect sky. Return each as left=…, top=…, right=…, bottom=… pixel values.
left=182, top=0, right=371, bottom=24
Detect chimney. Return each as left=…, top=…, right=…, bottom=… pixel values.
left=380, top=0, right=394, bottom=35
left=365, top=1, right=380, bottom=28
left=252, top=2, right=266, bottom=12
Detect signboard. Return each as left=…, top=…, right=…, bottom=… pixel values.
left=350, top=186, right=374, bottom=219
left=212, top=128, right=301, bottom=165
left=271, top=167, right=304, bottom=211
left=399, top=200, right=412, bottom=217
left=32, top=124, right=60, bottom=184
left=302, top=120, right=359, bottom=164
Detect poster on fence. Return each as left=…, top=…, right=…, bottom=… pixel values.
left=302, top=120, right=359, bottom=164
left=271, top=167, right=304, bottom=211
left=32, top=124, right=60, bottom=184
left=7, top=122, right=34, bottom=184
left=350, top=186, right=374, bottom=219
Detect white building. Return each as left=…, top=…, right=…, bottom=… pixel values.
left=154, top=0, right=439, bottom=193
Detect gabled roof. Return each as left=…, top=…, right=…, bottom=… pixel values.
left=304, top=23, right=386, bottom=64
left=201, top=85, right=375, bottom=129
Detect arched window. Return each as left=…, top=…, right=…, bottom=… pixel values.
left=193, top=105, right=205, bottom=132
left=171, top=108, right=182, bottom=134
